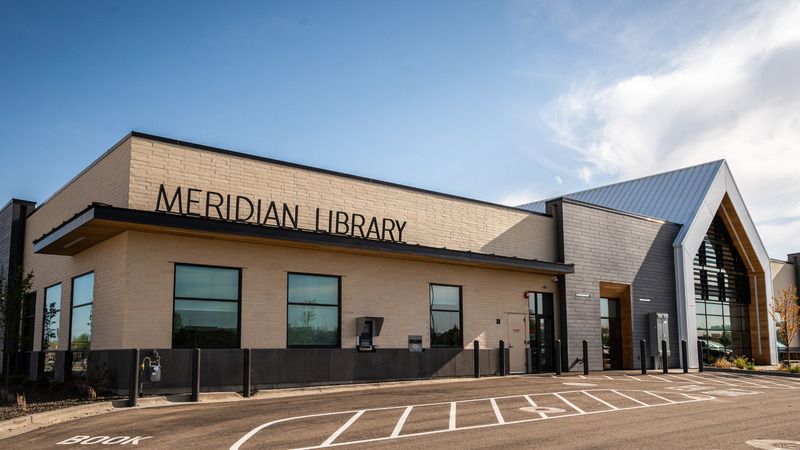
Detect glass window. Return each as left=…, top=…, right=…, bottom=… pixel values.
left=70, top=273, right=93, bottom=351
left=43, top=284, right=61, bottom=351
left=287, top=273, right=340, bottom=347
left=430, top=284, right=462, bottom=347
left=173, top=264, right=241, bottom=348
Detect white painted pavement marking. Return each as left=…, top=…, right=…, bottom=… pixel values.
left=603, top=375, right=614, bottom=380
left=490, top=398, right=505, bottom=424
left=563, top=382, right=597, bottom=386
left=683, top=374, right=708, bottom=384
left=320, top=410, right=365, bottom=447
left=643, top=391, right=676, bottom=404
left=583, top=391, right=618, bottom=410
left=713, top=374, right=776, bottom=388
left=664, top=374, right=687, bottom=382
left=552, top=393, right=586, bottom=414
left=722, top=374, right=798, bottom=389
left=523, top=395, right=548, bottom=418
left=646, top=374, right=672, bottom=382
left=231, top=389, right=715, bottom=450
left=623, top=374, right=644, bottom=381
left=700, top=374, right=737, bottom=385
left=390, top=406, right=413, bottom=438
left=610, top=390, right=649, bottom=406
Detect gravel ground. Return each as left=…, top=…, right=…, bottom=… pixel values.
left=0, top=385, right=124, bottom=422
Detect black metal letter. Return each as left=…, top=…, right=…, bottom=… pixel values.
left=156, top=184, right=182, bottom=214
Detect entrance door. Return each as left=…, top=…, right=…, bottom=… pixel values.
left=601, top=297, right=623, bottom=369
left=507, top=313, right=527, bottom=373
left=529, top=292, right=555, bottom=372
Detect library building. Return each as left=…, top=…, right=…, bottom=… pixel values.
left=0, top=132, right=790, bottom=392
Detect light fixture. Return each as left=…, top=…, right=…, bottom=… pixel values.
left=576, top=293, right=591, bottom=298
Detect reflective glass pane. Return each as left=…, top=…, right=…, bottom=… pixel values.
left=695, top=301, right=706, bottom=315
left=70, top=304, right=92, bottom=351
left=175, top=265, right=239, bottom=300
left=537, top=293, right=554, bottom=316
left=72, top=273, right=93, bottom=306
left=44, top=311, right=60, bottom=351
left=288, top=274, right=339, bottom=306
left=696, top=316, right=706, bottom=330
left=430, top=285, right=460, bottom=311
left=430, top=310, right=461, bottom=347
left=287, top=304, right=339, bottom=346
left=707, top=316, right=724, bottom=331
left=722, top=303, right=730, bottom=316
left=600, top=299, right=609, bottom=318
left=173, top=299, right=239, bottom=348
left=706, top=302, right=723, bottom=315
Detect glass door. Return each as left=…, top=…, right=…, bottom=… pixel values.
left=601, top=297, right=622, bottom=369
left=529, top=292, right=554, bottom=372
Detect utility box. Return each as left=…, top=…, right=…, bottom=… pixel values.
left=356, top=316, right=384, bottom=352
left=408, top=335, right=423, bottom=352
left=649, top=312, right=670, bottom=357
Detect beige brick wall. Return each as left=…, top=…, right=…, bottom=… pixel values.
left=127, top=136, right=556, bottom=261
left=123, top=231, right=557, bottom=349
left=24, top=140, right=133, bottom=350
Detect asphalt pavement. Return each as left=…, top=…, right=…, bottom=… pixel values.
left=3, top=370, right=800, bottom=449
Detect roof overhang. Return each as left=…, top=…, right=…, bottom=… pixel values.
left=34, top=205, right=574, bottom=276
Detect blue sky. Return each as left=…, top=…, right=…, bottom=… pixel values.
left=2, top=1, right=799, bottom=258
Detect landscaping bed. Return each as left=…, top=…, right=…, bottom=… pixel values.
left=0, top=375, right=123, bottom=422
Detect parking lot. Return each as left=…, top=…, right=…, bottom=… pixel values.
left=4, top=371, right=800, bottom=449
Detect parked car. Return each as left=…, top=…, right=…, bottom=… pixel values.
left=699, top=339, right=732, bottom=362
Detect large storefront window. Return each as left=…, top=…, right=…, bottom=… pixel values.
left=173, top=264, right=241, bottom=348
left=43, top=283, right=61, bottom=376
left=430, top=284, right=462, bottom=347
left=70, top=272, right=94, bottom=375
left=287, top=273, right=340, bottom=347
left=694, top=215, right=751, bottom=362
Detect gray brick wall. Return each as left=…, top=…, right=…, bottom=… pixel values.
left=554, top=199, right=681, bottom=371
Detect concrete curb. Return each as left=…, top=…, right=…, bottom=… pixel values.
left=705, top=367, right=800, bottom=378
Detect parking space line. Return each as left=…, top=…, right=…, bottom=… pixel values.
left=646, top=374, right=671, bottom=382
left=733, top=376, right=795, bottom=388
left=643, top=391, right=676, bottom=403
left=623, top=374, right=643, bottom=381
left=610, top=390, right=649, bottom=406
left=523, top=395, right=548, bottom=418
left=320, top=410, right=365, bottom=447
left=713, top=374, right=775, bottom=388
left=391, top=406, right=413, bottom=438
left=700, top=374, right=736, bottom=385
left=583, top=391, right=618, bottom=410
left=553, top=393, right=586, bottom=414
left=490, top=398, right=505, bottom=424
left=449, top=402, right=456, bottom=430
left=603, top=375, right=614, bottom=380
left=664, top=374, right=686, bottom=382
left=683, top=374, right=707, bottom=384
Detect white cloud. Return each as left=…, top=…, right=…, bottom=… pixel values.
left=544, top=1, right=800, bottom=257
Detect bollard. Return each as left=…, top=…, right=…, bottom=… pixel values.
left=499, top=340, right=506, bottom=376
left=697, top=340, right=704, bottom=373
left=640, top=340, right=647, bottom=375
left=243, top=348, right=251, bottom=398
left=129, top=349, right=139, bottom=407
left=582, top=340, right=589, bottom=375
left=555, top=340, right=562, bottom=375
left=473, top=340, right=480, bottom=378
left=681, top=340, right=688, bottom=373
left=192, top=348, right=201, bottom=402
left=661, top=340, right=668, bottom=374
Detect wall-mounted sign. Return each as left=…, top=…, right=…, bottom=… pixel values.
left=155, top=184, right=408, bottom=243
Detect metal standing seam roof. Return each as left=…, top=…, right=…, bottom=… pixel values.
left=517, top=160, right=725, bottom=226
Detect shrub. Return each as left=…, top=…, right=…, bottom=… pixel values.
left=714, top=357, right=734, bottom=368
left=19, top=378, right=35, bottom=389
left=7, top=374, right=26, bottom=386
left=732, top=355, right=755, bottom=370
left=36, top=375, right=51, bottom=389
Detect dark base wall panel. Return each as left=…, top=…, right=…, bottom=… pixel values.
left=37, top=348, right=505, bottom=394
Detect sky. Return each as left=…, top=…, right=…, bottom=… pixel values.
left=1, top=1, right=798, bottom=259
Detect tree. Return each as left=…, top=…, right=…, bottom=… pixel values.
left=769, top=284, right=800, bottom=364
left=0, top=266, right=35, bottom=389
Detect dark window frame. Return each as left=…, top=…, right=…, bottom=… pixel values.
left=171, top=262, right=243, bottom=349
left=22, top=292, right=37, bottom=352
left=286, top=272, right=342, bottom=348
left=429, top=283, right=463, bottom=348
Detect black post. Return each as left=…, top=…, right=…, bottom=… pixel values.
left=697, top=340, right=704, bottom=373
left=243, top=348, right=251, bottom=398
left=681, top=340, right=688, bottom=373
left=640, top=340, right=647, bottom=375
left=582, top=340, right=589, bottom=375
left=129, top=349, right=139, bottom=407
left=554, top=340, right=562, bottom=375
left=473, top=340, right=480, bottom=378
left=661, top=340, right=668, bottom=374
left=499, top=340, right=506, bottom=376
left=192, top=348, right=201, bottom=402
